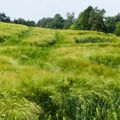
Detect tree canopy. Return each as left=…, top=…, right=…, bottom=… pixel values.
left=0, top=13, right=11, bottom=22
left=72, top=6, right=105, bottom=32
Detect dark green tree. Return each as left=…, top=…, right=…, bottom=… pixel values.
left=14, top=18, right=26, bottom=25
left=72, top=6, right=94, bottom=30
left=26, top=20, right=36, bottom=26
left=51, top=14, right=64, bottom=29
left=104, top=17, right=116, bottom=33
left=37, top=17, right=53, bottom=28
left=115, top=13, right=120, bottom=22
left=64, top=12, right=75, bottom=29
left=14, top=18, right=36, bottom=26
left=72, top=6, right=105, bottom=32
left=89, top=7, right=106, bottom=31
left=0, top=13, right=11, bottom=22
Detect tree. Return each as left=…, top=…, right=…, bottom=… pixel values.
left=14, top=18, right=36, bottom=26
left=64, top=12, right=75, bottom=29
left=51, top=14, right=64, bottom=29
left=14, top=18, right=26, bottom=25
left=37, top=17, right=53, bottom=28
left=0, top=13, right=11, bottom=22
left=104, top=13, right=120, bottom=33
left=115, top=13, right=120, bottom=22
left=72, top=6, right=106, bottom=32
left=37, top=14, right=64, bottom=29
left=26, top=20, right=36, bottom=26
left=72, top=6, right=94, bottom=30
left=89, top=7, right=106, bottom=31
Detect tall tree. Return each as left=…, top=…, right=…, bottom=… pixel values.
left=37, top=17, right=53, bottom=28
left=0, top=13, right=11, bottom=22
left=72, top=6, right=106, bottom=32
left=72, top=6, right=94, bottom=30
left=115, top=13, right=120, bottom=22
left=105, top=17, right=116, bottom=33
left=14, top=18, right=36, bottom=26
left=64, top=12, right=75, bottom=29
left=26, top=20, right=36, bottom=26
left=89, top=7, right=106, bottom=31
left=14, top=18, right=26, bottom=25
left=51, top=14, right=64, bottom=29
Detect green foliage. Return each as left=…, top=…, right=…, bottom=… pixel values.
left=37, top=14, right=64, bottom=29
left=14, top=18, right=36, bottom=27
left=64, top=12, right=75, bottom=29
left=73, top=6, right=105, bottom=32
left=0, top=13, right=10, bottom=22
left=105, top=17, right=116, bottom=33
left=37, top=17, right=53, bottom=28
left=114, top=22, right=120, bottom=36
left=51, top=14, right=64, bottom=29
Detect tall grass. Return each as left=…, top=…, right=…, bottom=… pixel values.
left=0, top=22, right=29, bottom=45
left=0, top=22, right=119, bottom=119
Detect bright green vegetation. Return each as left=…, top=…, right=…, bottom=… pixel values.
left=0, top=22, right=120, bottom=120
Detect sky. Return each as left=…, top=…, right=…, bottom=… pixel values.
left=0, top=0, right=120, bottom=22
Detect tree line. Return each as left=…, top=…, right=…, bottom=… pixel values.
left=0, top=6, right=120, bottom=35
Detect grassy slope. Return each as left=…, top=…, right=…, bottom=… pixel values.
left=0, top=22, right=120, bottom=120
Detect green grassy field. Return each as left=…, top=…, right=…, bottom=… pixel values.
left=0, top=22, right=120, bottom=120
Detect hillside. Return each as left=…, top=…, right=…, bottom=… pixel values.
left=0, top=22, right=120, bottom=120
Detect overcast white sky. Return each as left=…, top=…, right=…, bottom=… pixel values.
left=0, top=0, right=120, bottom=21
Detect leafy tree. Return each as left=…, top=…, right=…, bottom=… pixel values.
left=89, top=7, right=106, bottom=31
left=73, top=6, right=94, bottom=30
left=104, top=13, right=120, bottom=33
left=14, top=18, right=26, bottom=25
left=14, top=18, right=36, bottom=26
left=104, top=17, right=116, bottom=33
left=37, top=17, right=53, bottom=28
left=115, top=13, right=120, bottom=22
left=51, top=14, right=64, bottom=29
left=64, top=12, right=75, bottom=29
left=0, top=13, right=11, bottom=22
left=37, top=14, right=64, bottom=29
left=72, top=6, right=105, bottom=32
left=26, top=20, right=36, bottom=26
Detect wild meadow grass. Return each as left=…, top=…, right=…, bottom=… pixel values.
left=0, top=22, right=120, bottom=119
left=0, top=22, right=29, bottom=45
